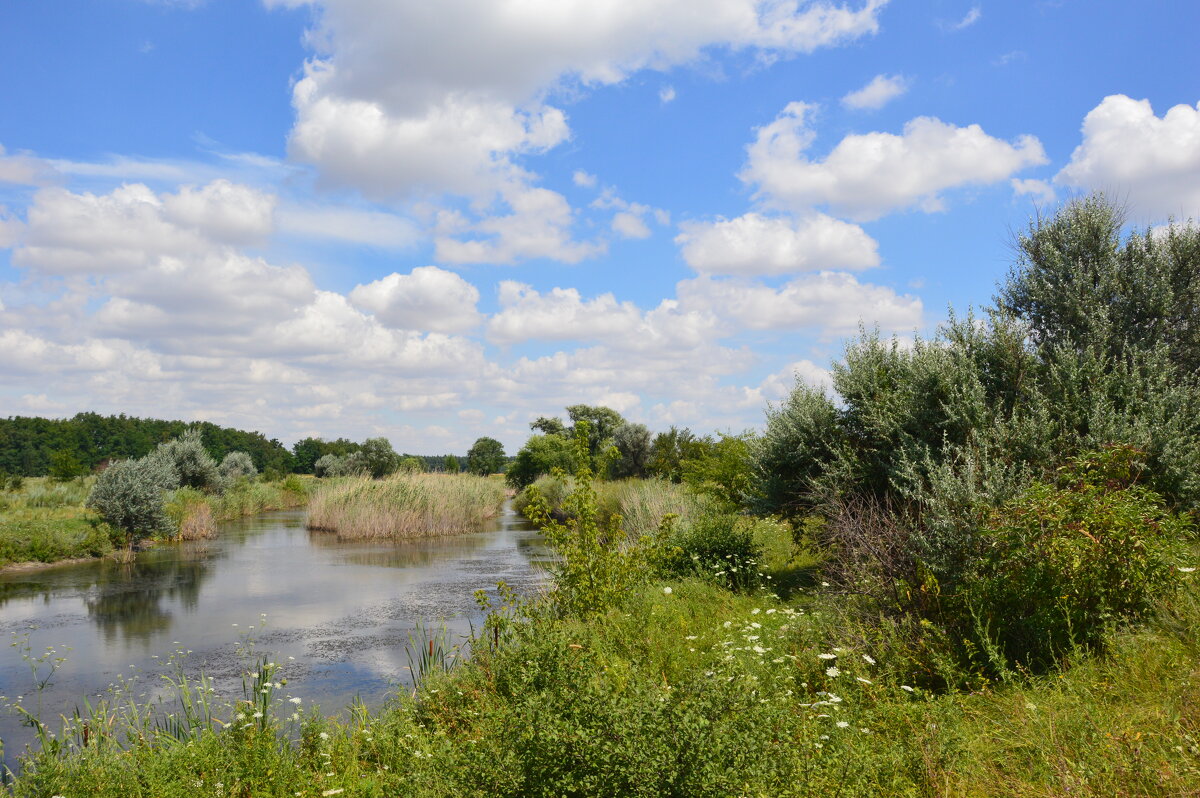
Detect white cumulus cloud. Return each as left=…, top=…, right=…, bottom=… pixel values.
left=678, top=272, right=922, bottom=336
left=349, top=266, right=481, bottom=333
left=676, top=212, right=879, bottom=275
left=1056, top=94, right=1200, bottom=222
left=742, top=101, right=1047, bottom=220
left=272, top=0, right=889, bottom=199
left=841, top=74, right=909, bottom=110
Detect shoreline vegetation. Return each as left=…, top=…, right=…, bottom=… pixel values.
left=4, top=196, right=1200, bottom=794
left=0, top=474, right=313, bottom=571
left=306, top=473, right=506, bottom=540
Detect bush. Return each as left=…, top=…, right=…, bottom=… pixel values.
left=86, top=457, right=178, bottom=545
left=961, top=446, right=1192, bottom=671
left=218, top=450, right=258, bottom=481
left=154, top=428, right=221, bottom=492
left=657, top=512, right=764, bottom=592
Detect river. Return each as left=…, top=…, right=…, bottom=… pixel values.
left=0, top=501, right=549, bottom=771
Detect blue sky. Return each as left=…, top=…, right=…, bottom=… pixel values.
left=1, top=0, right=1197, bottom=453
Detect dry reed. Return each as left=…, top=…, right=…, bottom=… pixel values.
left=306, top=473, right=506, bottom=540
left=177, top=502, right=216, bottom=540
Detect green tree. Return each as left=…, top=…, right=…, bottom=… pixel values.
left=609, top=422, right=652, bottom=479
left=359, top=437, right=400, bottom=478
left=506, top=434, right=578, bottom=489
left=566, top=405, right=624, bottom=458
left=529, top=416, right=567, bottom=436
left=997, top=194, right=1200, bottom=372
left=48, top=450, right=87, bottom=481
left=444, top=454, right=461, bottom=473
left=647, top=426, right=699, bottom=482
left=467, top=437, right=506, bottom=476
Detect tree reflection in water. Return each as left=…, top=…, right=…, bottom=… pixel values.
left=83, top=545, right=216, bottom=643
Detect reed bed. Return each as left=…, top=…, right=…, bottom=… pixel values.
left=306, top=472, right=507, bottom=540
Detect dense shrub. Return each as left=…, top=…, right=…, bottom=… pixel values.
left=218, top=450, right=257, bottom=481
left=657, top=512, right=764, bottom=591
left=154, top=428, right=221, bottom=492
left=313, top=453, right=341, bottom=478
left=961, top=446, right=1192, bottom=670
left=85, top=457, right=178, bottom=544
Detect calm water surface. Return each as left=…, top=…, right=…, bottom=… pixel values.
left=0, top=502, right=549, bottom=768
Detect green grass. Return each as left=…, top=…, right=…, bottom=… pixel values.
left=2, top=476, right=313, bottom=565
left=306, top=472, right=507, bottom=540
left=515, top=475, right=706, bottom=538
left=9, top=485, right=1200, bottom=796
left=0, top=478, right=116, bottom=567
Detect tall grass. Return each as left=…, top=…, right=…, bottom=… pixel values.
left=516, top=475, right=706, bottom=538
left=306, top=473, right=506, bottom=540
left=0, top=478, right=114, bottom=567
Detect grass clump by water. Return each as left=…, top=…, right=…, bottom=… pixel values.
left=306, top=472, right=506, bottom=540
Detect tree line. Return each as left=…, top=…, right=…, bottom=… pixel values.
left=0, top=413, right=488, bottom=479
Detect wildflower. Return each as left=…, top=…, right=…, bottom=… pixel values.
left=723, top=621, right=732, bottom=628
left=751, top=608, right=761, bottom=615
left=900, top=685, right=914, bottom=692
left=253, top=711, right=264, bottom=719
left=1179, top=566, right=1197, bottom=573
left=663, top=587, right=673, bottom=595
left=319, top=732, right=330, bottom=740
left=290, top=697, right=302, bottom=704
left=825, top=667, right=840, bottom=678
left=856, top=677, right=872, bottom=685
left=685, top=635, right=697, bottom=640
left=818, top=653, right=837, bottom=660
left=836, top=721, right=850, bottom=728
left=862, top=654, right=876, bottom=665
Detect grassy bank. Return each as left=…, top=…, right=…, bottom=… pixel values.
left=8, top=500, right=1200, bottom=796
left=1, top=475, right=313, bottom=566
left=307, top=472, right=506, bottom=540
left=165, top=475, right=313, bottom=540
left=0, top=478, right=116, bottom=567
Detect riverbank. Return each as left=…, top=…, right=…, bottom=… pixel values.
left=8, top=482, right=1200, bottom=796
left=0, top=476, right=314, bottom=569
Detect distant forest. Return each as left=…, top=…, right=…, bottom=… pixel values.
left=0, top=413, right=461, bottom=476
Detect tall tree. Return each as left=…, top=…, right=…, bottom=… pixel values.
left=466, top=437, right=506, bottom=476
